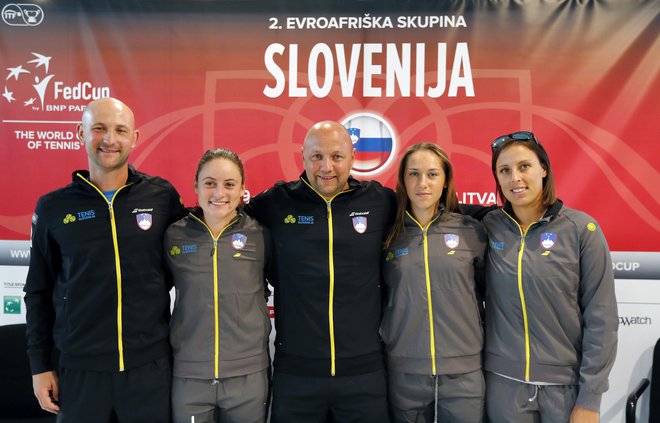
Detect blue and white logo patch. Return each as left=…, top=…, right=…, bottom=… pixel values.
left=136, top=213, right=152, bottom=231
left=181, top=244, right=197, bottom=254
left=232, top=233, right=247, bottom=250
left=352, top=216, right=367, bottom=234
left=395, top=247, right=409, bottom=257
left=76, top=209, right=96, bottom=221
left=444, top=234, right=460, bottom=249
left=297, top=215, right=314, bottom=225
left=540, top=233, right=556, bottom=249
left=490, top=241, right=504, bottom=250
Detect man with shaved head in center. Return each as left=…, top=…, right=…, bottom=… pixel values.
left=246, top=120, right=396, bottom=422
left=24, top=97, right=187, bottom=422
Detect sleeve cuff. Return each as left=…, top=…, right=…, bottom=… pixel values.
left=576, top=390, right=602, bottom=412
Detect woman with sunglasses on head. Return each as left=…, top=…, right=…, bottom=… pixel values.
left=483, top=132, right=618, bottom=423
left=164, top=148, right=271, bottom=423
left=381, top=143, right=487, bottom=422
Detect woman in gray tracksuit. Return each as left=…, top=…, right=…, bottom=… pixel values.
left=483, top=132, right=618, bottom=423
left=381, top=143, right=487, bottom=422
left=164, top=149, right=271, bottom=423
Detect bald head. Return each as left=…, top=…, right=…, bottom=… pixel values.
left=78, top=97, right=139, bottom=179
left=302, top=120, right=355, bottom=199
left=303, top=121, right=352, bottom=150
left=81, top=97, right=135, bottom=130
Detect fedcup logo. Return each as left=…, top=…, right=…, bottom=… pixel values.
left=3, top=52, right=111, bottom=113
left=2, top=3, right=44, bottom=26
left=341, top=112, right=397, bottom=177
left=3, top=52, right=52, bottom=110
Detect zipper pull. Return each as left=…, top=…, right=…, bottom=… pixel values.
left=211, top=239, right=217, bottom=256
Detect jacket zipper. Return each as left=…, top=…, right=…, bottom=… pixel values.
left=190, top=213, right=238, bottom=380
left=76, top=173, right=133, bottom=372
left=406, top=211, right=442, bottom=376
left=327, top=201, right=336, bottom=376
left=301, top=177, right=354, bottom=376
left=502, top=209, right=537, bottom=381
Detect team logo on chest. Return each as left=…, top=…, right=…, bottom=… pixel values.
left=232, top=233, right=247, bottom=250
left=540, top=232, right=556, bottom=249
left=136, top=213, right=152, bottom=231
left=444, top=234, right=460, bottom=249
left=352, top=216, right=367, bottom=234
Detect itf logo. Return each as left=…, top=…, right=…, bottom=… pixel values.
left=3, top=296, right=21, bottom=314
left=2, top=3, right=44, bottom=26
left=342, top=112, right=397, bottom=177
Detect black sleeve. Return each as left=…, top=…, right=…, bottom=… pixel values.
left=167, top=185, right=188, bottom=225
left=244, top=188, right=273, bottom=228
left=460, top=204, right=499, bottom=221
left=23, top=198, right=59, bottom=374
left=262, top=226, right=277, bottom=291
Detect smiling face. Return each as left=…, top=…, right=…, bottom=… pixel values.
left=495, top=143, right=547, bottom=214
left=78, top=98, right=138, bottom=174
left=302, top=121, right=355, bottom=200
left=403, top=150, right=446, bottom=223
left=195, top=157, right=245, bottom=230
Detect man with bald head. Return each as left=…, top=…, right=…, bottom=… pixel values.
left=24, top=97, right=186, bottom=422
left=246, top=121, right=396, bottom=422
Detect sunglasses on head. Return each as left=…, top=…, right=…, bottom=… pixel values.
left=491, top=131, right=540, bottom=152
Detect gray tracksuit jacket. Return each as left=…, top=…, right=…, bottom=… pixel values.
left=483, top=201, right=618, bottom=411
left=381, top=209, right=487, bottom=376
left=164, top=210, right=271, bottom=380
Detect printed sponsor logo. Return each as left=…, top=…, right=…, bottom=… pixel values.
left=385, top=251, right=395, bottom=262
left=181, top=244, right=197, bottom=254
left=170, top=246, right=181, bottom=256
left=3, top=281, right=25, bottom=289
left=3, top=296, right=21, bottom=314
left=341, top=112, right=397, bottom=176
left=618, top=316, right=652, bottom=326
left=284, top=214, right=296, bottom=224
left=297, top=215, right=314, bottom=225
left=76, top=209, right=96, bottom=221
left=2, top=3, right=44, bottom=26
left=349, top=211, right=369, bottom=216
left=63, top=213, right=76, bottom=224
left=394, top=247, right=408, bottom=257
left=490, top=241, right=504, bottom=250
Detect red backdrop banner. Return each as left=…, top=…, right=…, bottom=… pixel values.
left=1, top=1, right=658, bottom=251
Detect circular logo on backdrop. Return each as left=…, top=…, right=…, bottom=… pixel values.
left=341, top=112, right=397, bottom=177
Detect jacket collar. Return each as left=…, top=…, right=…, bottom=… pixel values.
left=299, top=171, right=360, bottom=199
left=502, top=199, right=564, bottom=223
left=72, top=164, right=140, bottom=185
left=404, top=205, right=446, bottom=229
